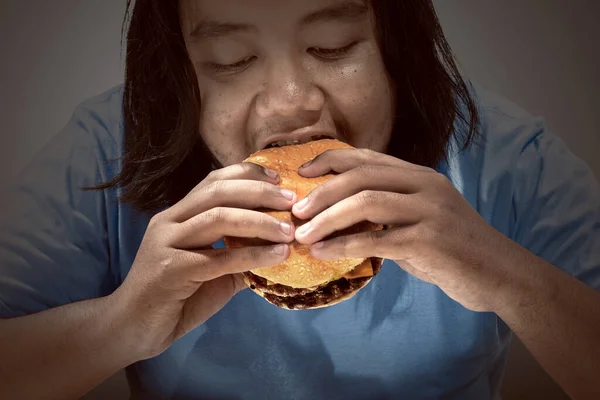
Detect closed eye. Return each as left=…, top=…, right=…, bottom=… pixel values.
left=205, top=56, right=257, bottom=74
left=309, top=41, right=359, bottom=60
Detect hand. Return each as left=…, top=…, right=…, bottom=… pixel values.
left=292, top=148, right=520, bottom=312
left=111, top=163, right=297, bottom=359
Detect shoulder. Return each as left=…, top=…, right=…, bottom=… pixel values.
left=447, top=82, right=579, bottom=236
left=468, top=82, right=546, bottom=161
left=69, top=84, right=125, bottom=156
left=19, top=84, right=128, bottom=188
left=5, top=84, right=128, bottom=221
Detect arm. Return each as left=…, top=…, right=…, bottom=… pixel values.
left=493, top=248, right=600, bottom=399
left=493, top=130, right=600, bottom=399
left=289, top=126, right=600, bottom=398
left=0, top=293, right=141, bottom=400
left=0, top=97, right=134, bottom=399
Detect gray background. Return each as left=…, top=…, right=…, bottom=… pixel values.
left=1, top=1, right=598, bottom=399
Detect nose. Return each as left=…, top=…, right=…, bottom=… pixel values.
left=255, top=59, right=325, bottom=119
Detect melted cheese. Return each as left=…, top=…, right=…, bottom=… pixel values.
left=341, top=259, right=374, bottom=280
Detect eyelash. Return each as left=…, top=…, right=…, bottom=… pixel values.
left=207, top=41, right=359, bottom=74
left=207, top=56, right=256, bottom=73
left=309, top=41, right=359, bottom=60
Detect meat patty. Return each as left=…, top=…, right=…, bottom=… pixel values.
left=245, top=258, right=383, bottom=310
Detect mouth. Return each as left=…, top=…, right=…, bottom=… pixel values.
left=264, top=134, right=336, bottom=149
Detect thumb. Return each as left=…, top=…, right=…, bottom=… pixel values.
left=175, top=274, right=247, bottom=339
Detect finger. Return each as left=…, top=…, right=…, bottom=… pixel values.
left=298, top=147, right=432, bottom=178
left=173, top=207, right=295, bottom=249
left=173, top=243, right=290, bottom=282
left=295, top=191, right=423, bottom=244
left=292, top=165, right=424, bottom=220
left=308, top=226, right=417, bottom=261
left=169, top=179, right=296, bottom=223
left=395, top=260, right=431, bottom=283
left=199, top=162, right=280, bottom=189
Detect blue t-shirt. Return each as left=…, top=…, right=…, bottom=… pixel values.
left=1, top=83, right=599, bottom=400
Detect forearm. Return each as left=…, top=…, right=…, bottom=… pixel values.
left=494, top=249, right=600, bottom=399
left=0, top=293, right=141, bottom=400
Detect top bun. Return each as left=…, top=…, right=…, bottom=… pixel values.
left=245, top=139, right=353, bottom=199
left=223, top=139, right=383, bottom=288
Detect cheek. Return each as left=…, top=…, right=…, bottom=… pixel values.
left=198, top=87, right=253, bottom=165
left=324, top=59, right=393, bottom=152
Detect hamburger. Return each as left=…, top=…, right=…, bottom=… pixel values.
left=224, top=138, right=384, bottom=310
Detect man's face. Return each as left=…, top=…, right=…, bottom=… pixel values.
left=180, top=0, right=394, bottom=166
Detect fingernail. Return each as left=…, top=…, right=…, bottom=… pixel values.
left=300, top=160, right=313, bottom=168
left=295, top=222, right=311, bottom=236
left=281, top=189, right=296, bottom=201
left=263, top=168, right=279, bottom=180
left=312, top=241, right=324, bottom=249
left=294, top=197, right=309, bottom=211
left=280, top=222, right=292, bottom=235
left=272, top=244, right=287, bottom=255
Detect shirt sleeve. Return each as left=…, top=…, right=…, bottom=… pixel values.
left=0, top=105, right=118, bottom=318
left=511, top=128, right=600, bottom=290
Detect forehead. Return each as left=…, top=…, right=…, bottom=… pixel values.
left=179, top=0, right=369, bottom=35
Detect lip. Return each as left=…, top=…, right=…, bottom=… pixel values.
left=257, top=129, right=342, bottom=150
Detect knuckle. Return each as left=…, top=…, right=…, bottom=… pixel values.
left=424, top=195, right=455, bottom=227
left=304, top=187, right=321, bottom=205
left=242, top=161, right=259, bottom=172
left=205, top=180, right=226, bottom=198
left=315, top=150, right=331, bottom=161
left=148, top=212, right=165, bottom=229
left=240, top=162, right=262, bottom=177
left=244, top=246, right=266, bottom=264
left=378, top=191, right=397, bottom=208
left=146, top=213, right=177, bottom=245
left=205, top=168, right=220, bottom=182
left=258, top=180, right=273, bottom=194
left=263, top=214, right=283, bottom=234
left=357, top=190, right=380, bottom=207
left=426, top=195, right=447, bottom=217
left=357, top=148, right=375, bottom=159
left=431, top=172, right=452, bottom=190
left=419, top=220, right=442, bottom=243
left=155, top=247, right=179, bottom=275
left=213, top=248, right=234, bottom=267
left=355, top=164, right=378, bottom=178
left=313, top=209, right=331, bottom=229
left=206, top=207, right=228, bottom=225
left=260, top=213, right=275, bottom=227
left=337, top=234, right=350, bottom=258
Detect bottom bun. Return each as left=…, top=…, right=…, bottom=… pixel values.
left=244, top=258, right=383, bottom=310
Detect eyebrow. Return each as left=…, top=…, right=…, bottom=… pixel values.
left=300, top=0, right=369, bottom=27
left=188, top=21, right=254, bottom=40
left=187, top=0, right=369, bottom=41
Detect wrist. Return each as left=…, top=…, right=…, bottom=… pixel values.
left=487, top=241, right=557, bottom=320
left=103, top=288, right=156, bottom=363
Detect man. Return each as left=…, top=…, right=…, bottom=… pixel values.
left=1, top=1, right=599, bottom=399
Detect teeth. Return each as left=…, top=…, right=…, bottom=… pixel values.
left=269, top=140, right=299, bottom=148
left=267, top=136, right=333, bottom=148
left=279, top=140, right=299, bottom=146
